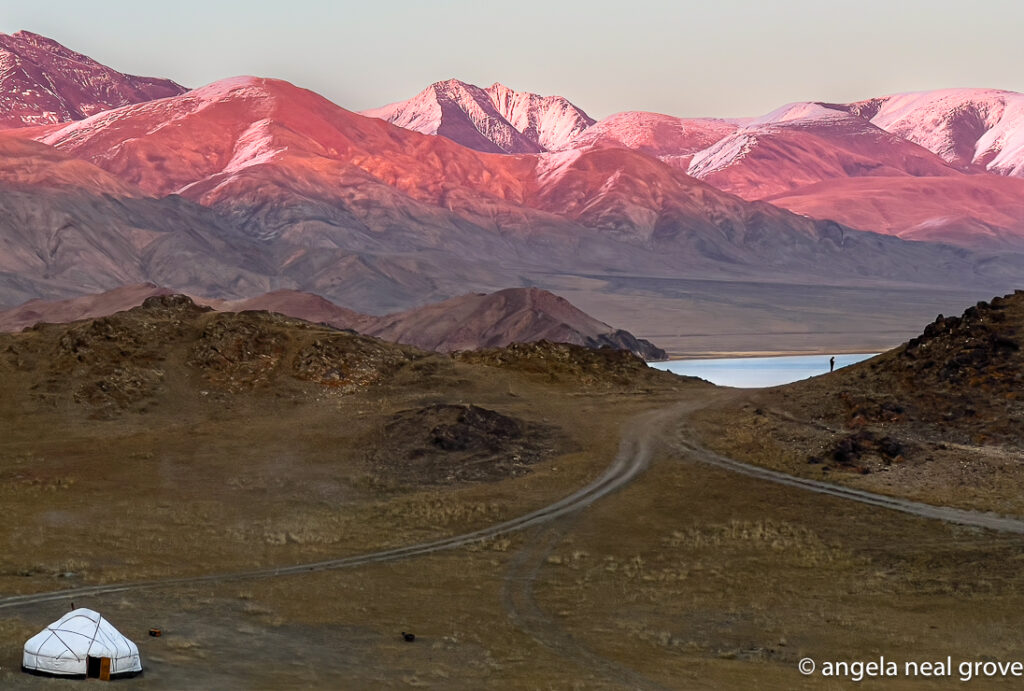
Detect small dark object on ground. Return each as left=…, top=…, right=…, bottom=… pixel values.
left=402, top=632, right=415, bottom=642
left=149, top=628, right=162, bottom=637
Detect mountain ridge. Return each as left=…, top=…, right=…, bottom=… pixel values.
left=5, top=71, right=1022, bottom=331
left=0, top=30, right=186, bottom=129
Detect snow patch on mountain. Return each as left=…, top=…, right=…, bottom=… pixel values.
left=534, top=148, right=584, bottom=186
left=687, top=131, right=757, bottom=177
left=847, top=89, right=1024, bottom=176
left=750, top=101, right=851, bottom=127
left=222, top=118, right=286, bottom=172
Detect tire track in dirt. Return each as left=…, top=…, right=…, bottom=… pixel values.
left=501, top=447, right=670, bottom=690
left=497, top=404, right=713, bottom=690
left=674, top=432, right=1024, bottom=534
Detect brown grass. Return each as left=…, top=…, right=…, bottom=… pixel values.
left=4, top=299, right=1023, bottom=688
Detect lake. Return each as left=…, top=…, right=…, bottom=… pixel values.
left=649, top=353, right=878, bottom=388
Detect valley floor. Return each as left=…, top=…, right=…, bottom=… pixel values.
left=2, top=382, right=1022, bottom=689
left=547, top=275, right=1005, bottom=357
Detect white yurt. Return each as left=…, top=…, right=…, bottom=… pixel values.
left=23, top=608, right=142, bottom=679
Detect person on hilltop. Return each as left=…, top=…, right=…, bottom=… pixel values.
left=830, top=356, right=836, bottom=373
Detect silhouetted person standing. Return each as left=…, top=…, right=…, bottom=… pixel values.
left=829, top=356, right=835, bottom=373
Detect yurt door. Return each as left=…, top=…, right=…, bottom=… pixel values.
left=87, top=656, right=112, bottom=680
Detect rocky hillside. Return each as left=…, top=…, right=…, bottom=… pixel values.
left=0, top=283, right=171, bottom=332
left=755, top=291, right=1024, bottom=449
left=3, top=295, right=429, bottom=416
left=2, top=294, right=681, bottom=420
left=455, top=340, right=671, bottom=389
left=1, top=286, right=666, bottom=360
left=693, top=290, right=1024, bottom=514
left=834, top=291, right=1024, bottom=441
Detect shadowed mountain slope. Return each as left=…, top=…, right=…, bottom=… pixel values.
left=0, top=135, right=276, bottom=308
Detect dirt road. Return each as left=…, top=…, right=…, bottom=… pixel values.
left=673, top=413, right=1024, bottom=535
left=0, top=407, right=664, bottom=611
left=4, top=393, right=1024, bottom=613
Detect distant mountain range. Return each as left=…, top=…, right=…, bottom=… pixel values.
left=367, top=81, right=1024, bottom=248
left=9, top=74, right=1011, bottom=307
left=1, top=30, right=1022, bottom=355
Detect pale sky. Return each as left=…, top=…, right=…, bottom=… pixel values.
left=4, top=0, right=1024, bottom=120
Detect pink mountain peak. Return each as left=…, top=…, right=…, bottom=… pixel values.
left=0, top=30, right=187, bottom=129
left=362, top=78, right=593, bottom=154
